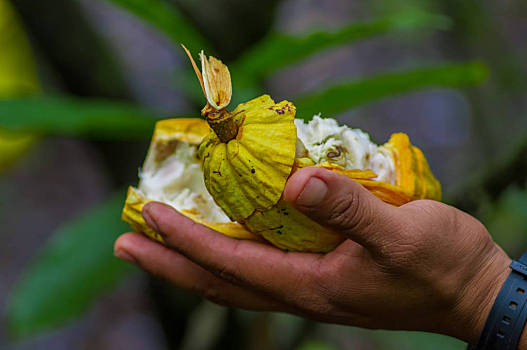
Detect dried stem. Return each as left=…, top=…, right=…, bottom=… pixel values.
left=202, top=105, right=238, bottom=143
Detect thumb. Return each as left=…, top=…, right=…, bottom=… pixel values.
left=283, top=166, right=398, bottom=252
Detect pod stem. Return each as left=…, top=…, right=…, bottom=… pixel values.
left=203, top=105, right=238, bottom=143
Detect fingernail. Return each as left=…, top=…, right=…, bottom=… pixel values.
left=114, top=249, right=136, bottom=264
left=142, top=205, right=160, bottom=233
left=295, top=177, right=328, bottom=207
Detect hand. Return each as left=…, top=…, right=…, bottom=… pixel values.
left=114, top=167, right=511, bottom=343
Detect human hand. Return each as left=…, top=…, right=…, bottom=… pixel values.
left=114, top=167, right=511, bottom=343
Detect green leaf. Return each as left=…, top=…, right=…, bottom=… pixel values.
left=0, top=0, right=41, bottom=172
left=485, top=187, right=527, bottom=255
left=0, top=129, right=36, bottom=171
left=0, top=96, right=162, bottom=139
left=295, top=61, right=488, bottom=118
left=0, top=0, right=40, bottom=94
left=105, top=0, right=210, bottom=54
left=375, top=330, right=465, bottom=350
left=5, top=191, right=133, bottom=339
left=296, top=341, right=338, bottom=350
left=231, top=11, right=451, bottom=81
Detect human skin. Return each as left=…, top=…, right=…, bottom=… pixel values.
left=114, top=167, right=525, bottom=346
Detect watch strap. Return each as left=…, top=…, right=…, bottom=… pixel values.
left=468, top=251, right=527, bottom=350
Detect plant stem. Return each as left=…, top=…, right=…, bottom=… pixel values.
left=205, top=109, right=238, bottom=143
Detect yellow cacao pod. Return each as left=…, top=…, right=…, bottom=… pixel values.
left=122, top=48, right=441, bottom=253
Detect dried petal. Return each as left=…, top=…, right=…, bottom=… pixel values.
left=200, top=51, right=232, bottom=110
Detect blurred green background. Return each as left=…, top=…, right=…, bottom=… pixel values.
left=1, top=0, right=526, bottom=349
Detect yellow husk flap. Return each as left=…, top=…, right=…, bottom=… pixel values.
left=123, top=186, right=260, bottom=243
left=121, top=118, right=260, bottom=243
left=386, top=133, right=442, bottom=202
left=199, top=94, right=297, bottom=222
left=244, top=200, right=344, bottom=252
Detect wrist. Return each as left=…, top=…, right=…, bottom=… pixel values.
left=520, top=326, right=527, bottom=350
left=448, top=244, right=511, bottom=343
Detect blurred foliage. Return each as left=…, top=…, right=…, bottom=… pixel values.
left=180, top=301, right=228, bottom=350
left=447, top=130, right=527, bottom=215
left=107, top=0, right=210, bottom=55
left=485, top=187, right=527, bottom=258
left=0, top=129, right=35, bottom=171
left=295, top=341, right=338, bottom=350
left=295, top=62, right=487, bottom=118
left=0, top=96, right=160, bottom=139
left=0, top=0, right=38, bottom=93
left=6, top=192, right=132, bottom=339
left=293, top=323, right=467, bottom=350
left=2, top=0, right=525, bottom=349
left=370, top=330, right=465, bottom=350
left=0, top=0, right=39, bottom=171
left=230, top=10, right=450, bottom=81
left=188, top=10, right=453, bottom=106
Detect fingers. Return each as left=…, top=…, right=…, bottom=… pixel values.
left=140, top=203, right=326, bottom=307
left=283, top=167, right=399, bottom=253
left=114, top=232, right=289, bottom=311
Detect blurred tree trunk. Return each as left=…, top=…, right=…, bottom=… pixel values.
left=438, top=0, right=527, bottom=213
left=11, top=0, right=132, bottom=99
left=174, top=0, right=282, bottom=61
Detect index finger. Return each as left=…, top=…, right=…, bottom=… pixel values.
left=142, top=202, right=327, bottom=305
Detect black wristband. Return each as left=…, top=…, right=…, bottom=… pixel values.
left=468, top=252, right=527, bottom=350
